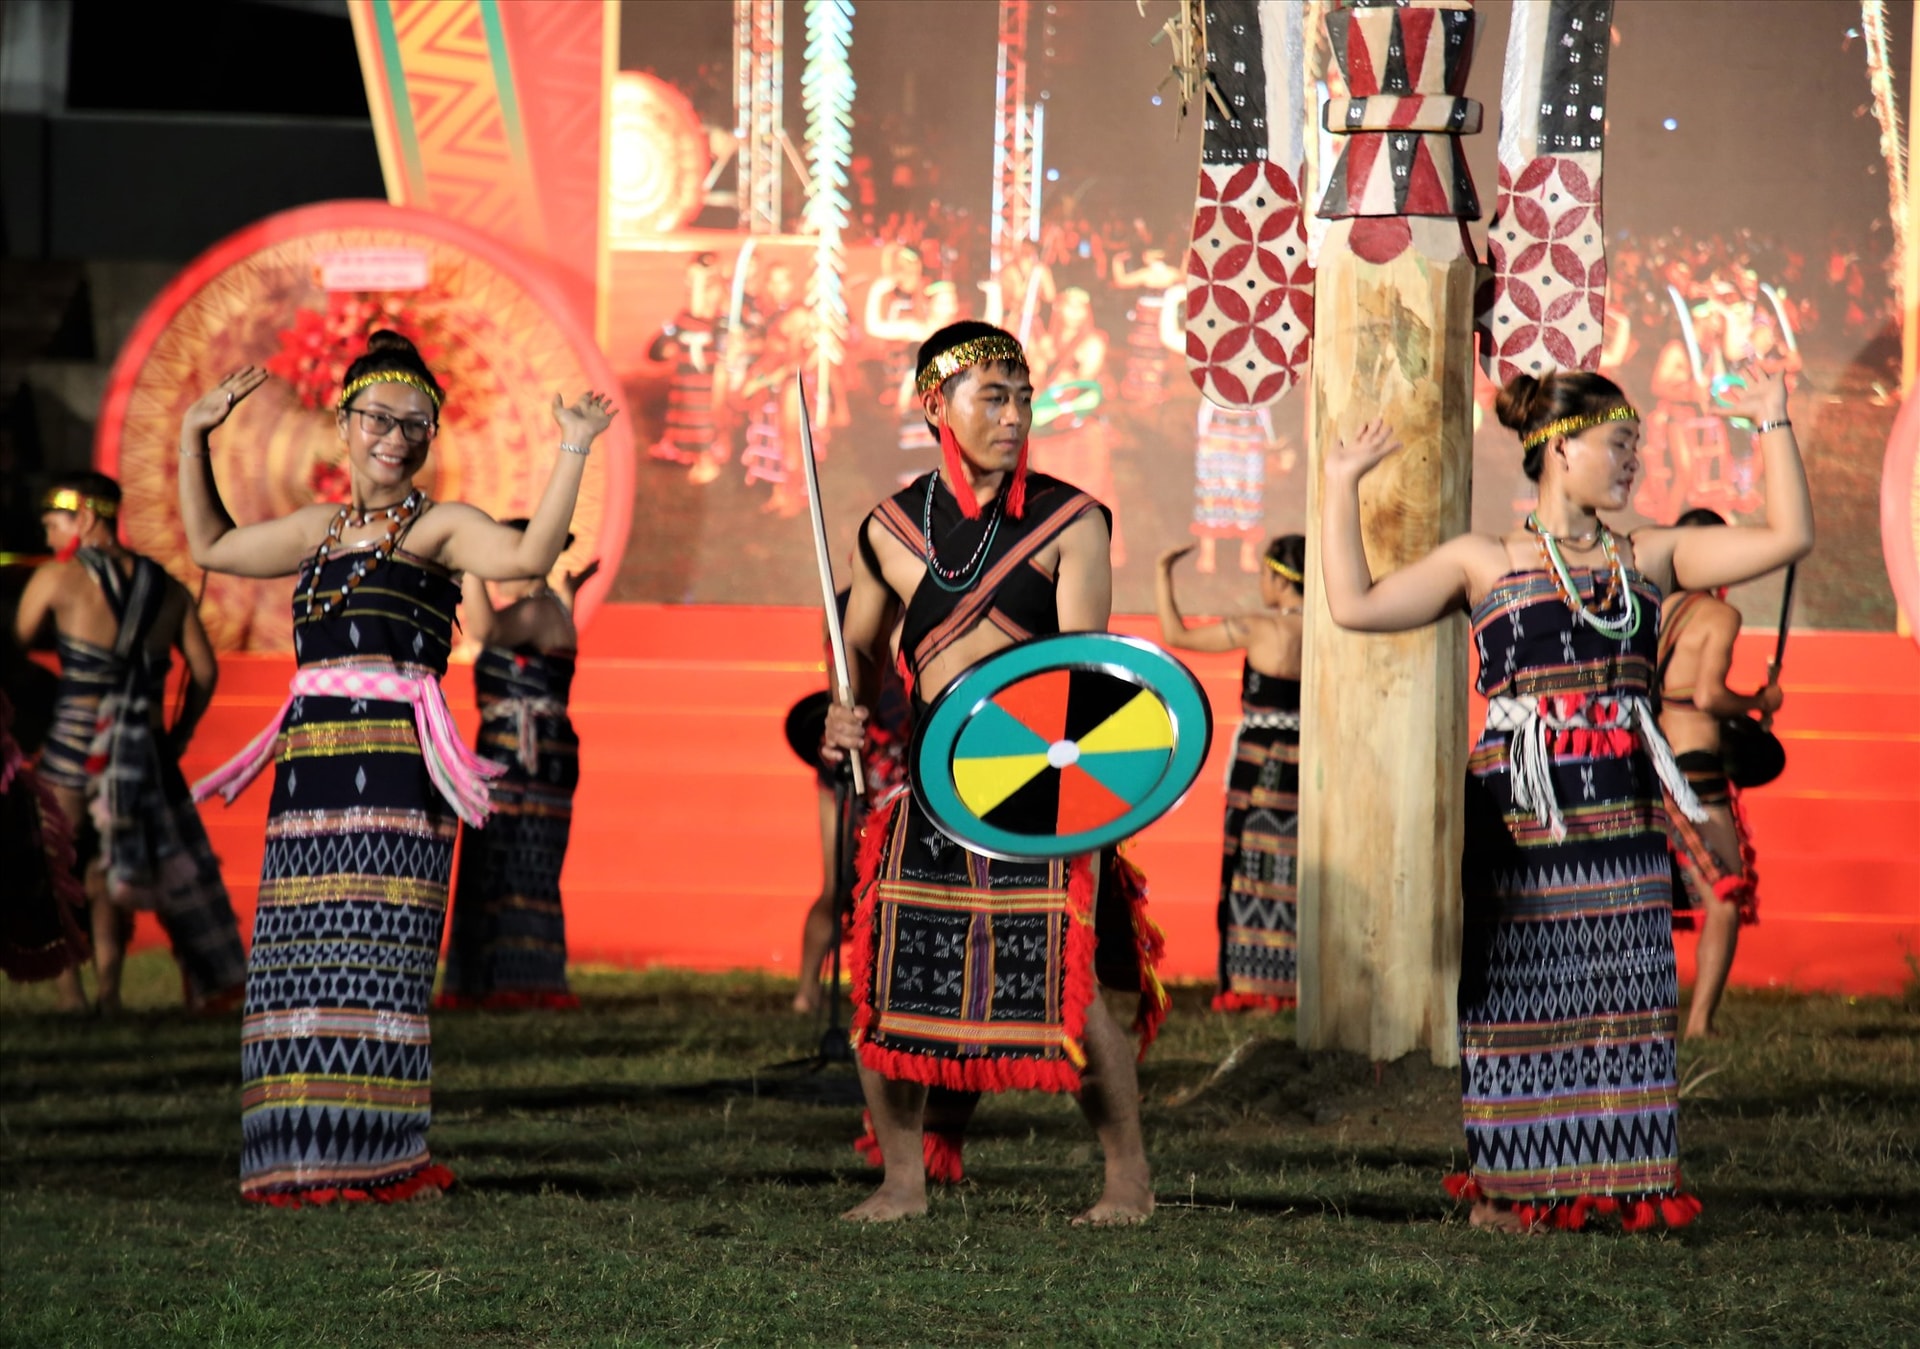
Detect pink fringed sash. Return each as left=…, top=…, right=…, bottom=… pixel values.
left=192, top=663, right=504, bottom=827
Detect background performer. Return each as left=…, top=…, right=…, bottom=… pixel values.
left=823, top=320, right=1152, bottom=1226
left=1319, top=364, right=1810, bottom=1233
left=179, top=333, right=614, bottom=1206
left=1656, top=507, right=1778, bottom=1039
left=439, top=526, right=596, bottom=1011
left=15, top=472, right=242, bottom=1015
left=1155, top=534, right=1305, bottom=1012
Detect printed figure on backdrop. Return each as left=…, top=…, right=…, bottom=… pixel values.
left=0, top=689, right=90, bottom=988
left=13, top=473, right=245, bottom=1016
left=1026, top=288, right=1125, bottom=566
left=1155, top=535, right=1305, bottom=1012
left=983, top=239, right=1057, bottom=345
left=1159, top=293, right=1287, bottom=574
left=822, top=321, right=1164, bottom=1225
left=648, top=252, right=726, bottom=477
left=737, top=261, right=809, bottom=510
left=1318, top=362, right=1810, bottom=1233
left=1110, top=247, right=1183, bottom=405
left=865, top=243, right=933, bottom=433
left=438, top=526, right=597, bottom=1012
left=1655, top=507, right=1778, bottom=1040
left=178, top=334, right=614, bottom=1205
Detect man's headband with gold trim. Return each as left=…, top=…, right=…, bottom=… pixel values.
left=1520, top=405, right=1640, bottom=450
left=340, top=369, right=444, bottom=412
left=42, top=488, right=117, bottom=519
left=1267, top=557, right=1303, bottom=583
left=915, top=334, right=1028, bottom=397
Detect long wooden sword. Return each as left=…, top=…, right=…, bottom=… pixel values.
left=796, top=371, right=866, bottom=796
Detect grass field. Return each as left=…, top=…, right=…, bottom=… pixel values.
left=3, top=955, right=1917, bottom=1348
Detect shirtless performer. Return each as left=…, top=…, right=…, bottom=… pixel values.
left=821, top=320, right=1152, bottom=1226
left=1656, top=507, right=1779, bottom=1038
left=15, top=472, right=244, bottom=1014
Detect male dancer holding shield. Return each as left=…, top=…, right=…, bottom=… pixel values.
left=821, top=321, right=1152, bottom=1225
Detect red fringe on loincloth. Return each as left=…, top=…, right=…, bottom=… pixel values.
left=848, top=794, right=1098, bottom=1094
left=1444, top=1173, right=1703, bottom=1232
left=246, top=1163, right=455, bottom=1209
left=851, top=1110, right=967, bottom=1184
left=433, top=991, right=581, bottom=1011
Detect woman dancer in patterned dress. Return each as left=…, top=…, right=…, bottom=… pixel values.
left=1155, top=535, right=1306, bottom=1012
left=178, top=333, right=615, bottom=1205
left=1320, top=366, right=1809, bottom=1232
left=438, top=528, right=595, bottom=1011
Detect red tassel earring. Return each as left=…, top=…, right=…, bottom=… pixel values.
left=1004, top=440, right=1030, bottom=519
left=939, top=414, right=982, bottom=520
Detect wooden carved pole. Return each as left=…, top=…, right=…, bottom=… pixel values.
left=1297, top=0, right=1481, bottom=1065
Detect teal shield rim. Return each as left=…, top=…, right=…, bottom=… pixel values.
left=910, top=632, right=1213, bottom=861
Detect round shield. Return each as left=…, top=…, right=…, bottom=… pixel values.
left=783, top=690, right=833, bottom=769
left=911, top=633, right=1213, bottom=860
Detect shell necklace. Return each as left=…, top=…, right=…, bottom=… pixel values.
left=1526, top=510, right=1640, bottom=639
left=303, top=489, right=426, bottom=618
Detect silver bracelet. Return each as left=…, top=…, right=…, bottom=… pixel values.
left=1754, top=418, right=1792, bottom=435
left=558, top=441, right=591, bottom=456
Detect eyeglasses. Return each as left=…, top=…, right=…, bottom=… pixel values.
left=346, top=406, right=438, bottom=445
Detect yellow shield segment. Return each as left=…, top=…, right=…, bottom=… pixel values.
left=953, top=753, right=1053, bottom=818
left=1074, top=688, right=1176, bottom=755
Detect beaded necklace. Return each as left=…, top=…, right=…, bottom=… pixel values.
left=1526, top=510, right=1640, bottom=639
left=921, top=472, right=1003, bottom=593
left=302, top=489, right=426, bottom=618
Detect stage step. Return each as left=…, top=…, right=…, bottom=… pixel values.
left=130, top=610, right=1920, bottom=996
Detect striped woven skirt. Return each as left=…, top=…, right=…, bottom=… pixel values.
left=239, top=691, right=457, bottom=1204
left=1191, top=406, right=1266, bottom=538
left=1214, top=720, right=1300, bottom=1011
left=1452, top=735, right=1699, bottom=1230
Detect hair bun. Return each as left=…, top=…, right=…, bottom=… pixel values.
left=364, top=329, right=418, bottom=356
left=1494, top=373, right=1546, bottom=434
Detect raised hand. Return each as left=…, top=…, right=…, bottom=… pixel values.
left=555, top=557, right=601, bottom=606
left=1710, top=361, right=1790, bottom=424
left=1324, top=419, right=1403, bottom=482
left=182, top=367, right=269, bottom=437
left=551, top=391, right=618, bottom=447
left=1156, top=543, right=1196, bottom=572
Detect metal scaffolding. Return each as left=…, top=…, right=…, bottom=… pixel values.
left=734, top=0, right=784, bottom=234
left=989, top=0, right=1039, bottom=274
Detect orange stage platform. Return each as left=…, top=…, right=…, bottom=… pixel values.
left=159, top=607, right=1918, bottom=997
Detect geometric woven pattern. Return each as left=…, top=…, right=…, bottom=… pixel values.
left=239, top=550, right=463, bottom=1201
left=1191, top=403, right=1273, bottom=540
left=1477, top=1, right=1614, bottom=382
left=1184, top=0, right=1315, bottom=410
left=1216, top=666, right=1300, bottom=1008
left=1457, top=567, right=1690, bottom=1213
left=443, top=647, right=580, bottom=1004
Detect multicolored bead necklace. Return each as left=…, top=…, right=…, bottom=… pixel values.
left=1526, top=510, right=1640, bottom=640
left=921, top=473, right=1003, bottom=592
left=302, top=489, right=427, bottom=618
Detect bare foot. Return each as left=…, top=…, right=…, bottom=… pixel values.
left=840, top=1181, right=927, bottom=1222
left=1072, top=1176, right=1154, bottom=1227
left=1238, top=540, right=1260, bottom=573
left=1468, top=1200, right=1529, bottom=1233
left=792, top=986, right=821, bottom=1015
left=1683, top=1023, right=1724, bottom=1041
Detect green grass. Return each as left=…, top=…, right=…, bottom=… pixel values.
left=4, top=956, right=1917, bottom=1347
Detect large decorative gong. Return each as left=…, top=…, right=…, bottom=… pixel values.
left=911, top=633, right=1212, bottom=860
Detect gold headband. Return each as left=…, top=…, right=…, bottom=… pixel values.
left=915, top=334, right=1028, bottom=396
left=340, top=369, right=444, bottom=412
left=1520, top=405, right=1639, bottom=450
left=1267, top=557, right=1303, bottom=583
left=42, top=488, right=117, bottom=519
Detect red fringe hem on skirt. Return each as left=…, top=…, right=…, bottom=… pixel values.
left=246, top=1163, right=456, bottom=1209
left=1444, top=1173, right=1703, bottom=1232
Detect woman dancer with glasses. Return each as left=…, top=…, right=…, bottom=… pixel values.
left=1320, top=365, right=1809, bottom=1233
left=178, top=331, right=616, bottom=1206
left=1155, top=535, right=1306, bottom=1013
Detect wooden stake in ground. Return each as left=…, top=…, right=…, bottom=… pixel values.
left=1297, top=0, right=1482, bottom=1067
